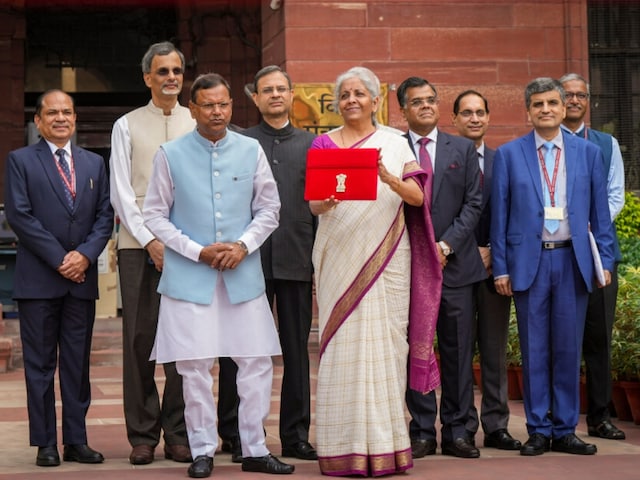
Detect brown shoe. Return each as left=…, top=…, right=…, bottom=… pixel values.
left=129, top=444, right=154, bottom=465
left=165, top=444, right=193, bottom=463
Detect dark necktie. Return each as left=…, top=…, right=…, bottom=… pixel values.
left=418, top=137, right=433, bottom=207
left=542, top=141, right=559, bottom=234
left=56, top=148, right=74, bottom=208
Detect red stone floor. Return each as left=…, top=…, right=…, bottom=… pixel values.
left=1, top=354, right=639, bottom=479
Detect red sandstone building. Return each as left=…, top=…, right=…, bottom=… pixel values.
left=0, top=0, right=637, bottom=197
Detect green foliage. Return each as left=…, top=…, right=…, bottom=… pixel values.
left=615, top=191, right=640, bottom=239
left=619, top=237, right=640, bottom=270
left=611, top=266, right=640, bottom=381
left=506, top=305, right=521, bottom=366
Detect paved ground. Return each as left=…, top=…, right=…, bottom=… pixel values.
left=1, top=350, right=639, bottom=478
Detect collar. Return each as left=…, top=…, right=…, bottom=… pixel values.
left=147, top=99, right=184, bottom=116
left=194, top=128, right=229, bottom=147
left=560, top=122, right=586, bottom=136
left=259, top=119, right=294, bottom=137
left=408, top=127, right=438, bottom=146
left=44, top=140, right=71, bottom=157
left=534, top=130, right=564, bottom=151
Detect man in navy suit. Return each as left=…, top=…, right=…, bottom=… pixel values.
left=452, top=90, right=521, bottom=451
left=4, top=90, right=113, bottom=467
left=491, top=77, right=614, bottom=456
left=398, top=77, right=486, bottom=459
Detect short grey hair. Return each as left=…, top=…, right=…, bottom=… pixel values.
left=141, top=41, right=185, bottom=74
left=333, top=66, right=381, bottom=110
left=524, top=77, right=565, bottom=109
left=559, top=72, right=591, bottom=95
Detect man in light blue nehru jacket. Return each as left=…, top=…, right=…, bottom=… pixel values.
left=143, top=73, right=294, bottom=478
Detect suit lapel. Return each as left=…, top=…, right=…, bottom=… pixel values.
left=433, top=131, right=450, bottom=202
left=71, top=146, right=88, bottom=210
left=521, top=132, right=545, bottom=206
left=563, top=131, right=577, bottom=207
left=36, top=139, right=74, bottom=212
left=482, top=149, right=494, bottom=208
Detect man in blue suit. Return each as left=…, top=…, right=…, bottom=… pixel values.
left=4, top=90, right=113, bottom=467
left=491, top=77, right=614, bottom=456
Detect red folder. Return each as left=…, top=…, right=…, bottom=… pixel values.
left=304, top=148, right=379, bottom=201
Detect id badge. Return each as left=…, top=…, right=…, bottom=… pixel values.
left=544, top=206, right=564, bottom=220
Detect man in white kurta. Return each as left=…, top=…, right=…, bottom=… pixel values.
left=143, top=73, right=294, bottom=477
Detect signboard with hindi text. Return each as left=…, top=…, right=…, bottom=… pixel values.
left=291, top=83, right=389, bottom=135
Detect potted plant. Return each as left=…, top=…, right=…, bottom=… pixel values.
left=611, top=264, right=640, bottom=424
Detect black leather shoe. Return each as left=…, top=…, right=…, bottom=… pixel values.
left=63, top=444, right=104, bottom=463
left=282, top=441, right=318, bottom=460
left=551, top=433, right=597, bottom=455
left=520, top=433, right=550, bottom=456
left=188, top=455, right=213, bottom=478
left=588, top=420, right=626, bottom=440
left=36, top=446, right=60, bottom=467
left=221, top=437, right=242, bottom=463
left=410, top=438, right=437, bottom=458
left=441, top=438, right=480, bottom=458
left=242, top=454, right=295, bottom=474
left=484, top=429, right=522, bottom=450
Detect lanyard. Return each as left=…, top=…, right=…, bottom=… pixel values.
left=54, top=153, right=76, bottom=198
left=537, top=147, right=561, bottom=206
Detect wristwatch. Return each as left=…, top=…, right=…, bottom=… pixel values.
left=438, top=241, right=452, bottom=256
left=235, top=240, right=249, bottom=254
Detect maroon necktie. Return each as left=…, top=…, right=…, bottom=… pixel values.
left=418, top=137, right=433, bottom=207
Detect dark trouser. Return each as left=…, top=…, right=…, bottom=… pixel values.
left=584, top=263, right=618, bottom=425
left=20, top=296, right=95, bottom=446
left=118, top=249, right=187, bottom=447
left=217, top=357, right=240, bottom=442
left=467, top=280, right=512, bottom=436
left=407, top=284, right=476, bottom=443
left=217, top=279, right=313, bottom=447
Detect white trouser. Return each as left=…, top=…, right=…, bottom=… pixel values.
left=176, top=356, right=273, bottom=458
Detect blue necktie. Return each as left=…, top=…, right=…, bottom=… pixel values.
left=542, top=141, right=559, bottom=234
left=56, top=149, right=74, bottom=208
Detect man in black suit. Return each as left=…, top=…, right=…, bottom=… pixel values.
left=219, top=65, right=318, bottom=461
left=398, top=77, right=485, bottom=459
left=4, top=89, right=113, bottom=467
left=452, top=90, right=521, bottom=451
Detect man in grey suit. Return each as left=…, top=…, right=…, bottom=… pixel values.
left=398, top=77, right=486, bottom=459
left=219, top=65, right=318, bottom=460
left=452, top=90, right=521, bottom=451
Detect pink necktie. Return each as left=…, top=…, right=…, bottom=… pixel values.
left=418, top=137, right=433, bottom=207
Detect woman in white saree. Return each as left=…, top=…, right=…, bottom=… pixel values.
left=310, top=67, right=442, bottom=477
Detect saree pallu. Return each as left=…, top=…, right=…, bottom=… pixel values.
left=312, top=129, right=440, bottom=477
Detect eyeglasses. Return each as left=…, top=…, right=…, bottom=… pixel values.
left=408, top=96, right=438, bottom=108
left=192, top=101, right=232, bottom=112
left=154, top=67, right=184, bottom=76
left=565, top=92, right=589, bottom=101
left=458, top=109, right=487, bottom=119
left=259, top=86, right=290, bottom=95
